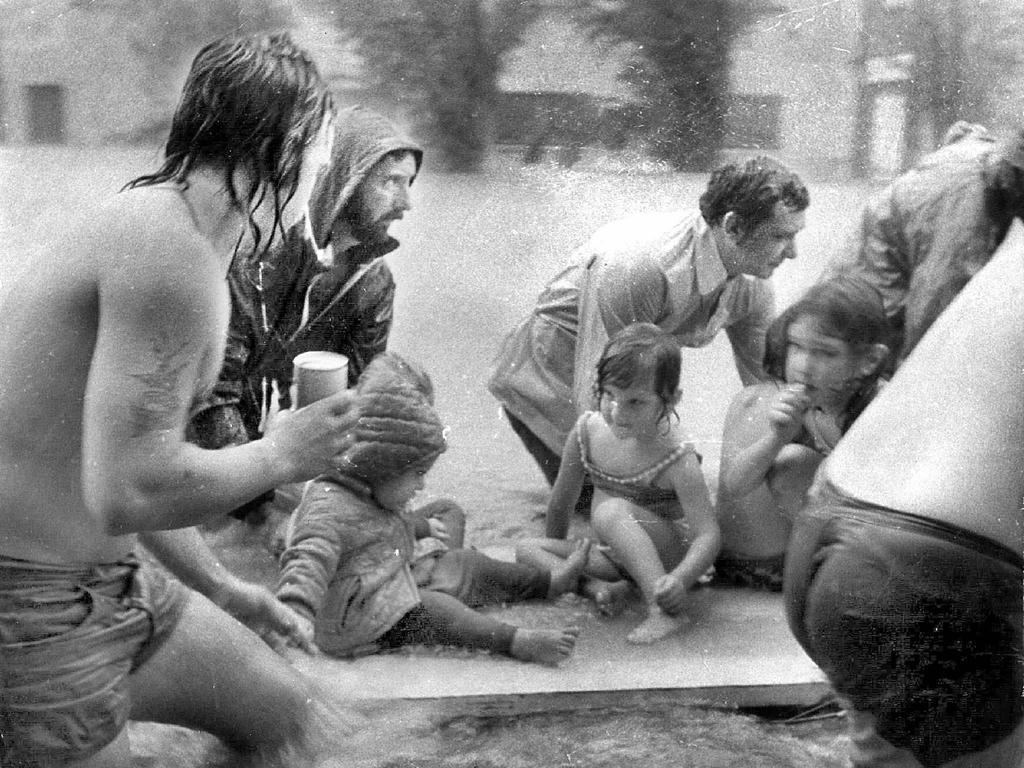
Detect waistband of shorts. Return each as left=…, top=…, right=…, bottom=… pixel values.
left=0, top=553, right=140, bottom=587
left=814, top=480, right=1023, bottom=571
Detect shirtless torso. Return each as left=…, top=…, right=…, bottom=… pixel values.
left=0, top=184, right=229, bottom=563
left=0, top=160, right=350, bottom=566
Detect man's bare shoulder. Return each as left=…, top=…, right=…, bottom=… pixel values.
left=58, top=186, right=223, bottom=286
left=97, top=186, right=209, bottom=251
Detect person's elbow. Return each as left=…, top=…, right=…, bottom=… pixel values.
left=84, top=465, right=185, bottom=535
left=719, top=463, right=761, bottom=499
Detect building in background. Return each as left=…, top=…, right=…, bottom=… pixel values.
left=0, top=8, right=160, bottom=145
left=0, top=0, right=1020, bottom=179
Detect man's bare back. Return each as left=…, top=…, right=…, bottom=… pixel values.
left=0, top=185, right=230, bottom=563
left=0, top=33, right=362, bottom=767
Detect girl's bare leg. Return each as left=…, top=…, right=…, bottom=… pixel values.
left=520, top=536, right=630, bottom=610
left=590, top=499, right=688, bottom=643
left=546, top=538, right=592, bottom=597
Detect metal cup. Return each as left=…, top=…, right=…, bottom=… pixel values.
left=291, top=351, right=349, bottom=408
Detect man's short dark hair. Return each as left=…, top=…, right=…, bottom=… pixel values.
left=699, top=156, right=810, bottom=232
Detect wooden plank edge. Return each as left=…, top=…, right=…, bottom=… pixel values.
left=355, top=682, right=832, bottom=721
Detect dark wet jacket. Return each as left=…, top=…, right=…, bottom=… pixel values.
left=826, top=126, right=1021, bottom=365
left=189, top=107, right=423, bottom=459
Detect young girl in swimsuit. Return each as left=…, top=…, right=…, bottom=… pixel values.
left=516, top=323, right=720, bottom=644
left=714, top=276, right=890, bottom=589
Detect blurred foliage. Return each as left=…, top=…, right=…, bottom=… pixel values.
left=68, top=0, right=292, bottom=83
left=322, top=0, right=542, bottom=172
left=855, top=0, right=1024, bottom=172
left=66, top=0, right=293, bottom=141
left=907, top=0, right=1023, bottom=149
left=125, top=0, right=292, bottom=70
left=571, top=0, right=760, bottom=172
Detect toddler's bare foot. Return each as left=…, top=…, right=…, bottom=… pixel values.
left=626, top=606, right=688, bottom=644
left=547, top=539, right=592, bottom=597
left=510, top=625, right=580, bottom=665
left=583, top=577, right=632, bottom=617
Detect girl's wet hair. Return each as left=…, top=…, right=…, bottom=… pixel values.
left=764, top=275, right=889, bottom=381
left=764, top=275, right=890, bottom=428
left=594, top=323, right=681, bottom=425
left=124, top=32, right=334, bottom=261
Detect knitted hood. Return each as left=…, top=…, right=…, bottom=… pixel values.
left=339, top=352, right=446, bottom=486
left=307, top=105, right=423, bottom=250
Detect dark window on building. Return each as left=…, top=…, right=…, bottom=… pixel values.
left=25, top=84, right=67, bottom=144
left=723, top=94, right=782, bottom=150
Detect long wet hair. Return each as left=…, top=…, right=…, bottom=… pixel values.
left=124, top=32, right=334, bottom=262
left=593, top=323, right=681, bottom=427
left=763, top=275, right=890, bottom=431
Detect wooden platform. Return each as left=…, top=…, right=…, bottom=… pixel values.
left=289, top=547, right=829, bottom=719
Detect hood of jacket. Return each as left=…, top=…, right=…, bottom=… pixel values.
left=307, top=105, right=423, bottom=251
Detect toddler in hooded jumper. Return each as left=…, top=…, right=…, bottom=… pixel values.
left=276, top=352, right=587, bottom=664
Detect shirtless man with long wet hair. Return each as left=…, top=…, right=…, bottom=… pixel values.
left=0, top=33, right=356, bottom=767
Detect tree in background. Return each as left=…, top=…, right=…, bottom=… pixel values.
left=126, top=0, right=291, bottom=74
left=325, top=0, right=541, bottom=172
left=856, top=0, right=1024, bottom=174
left=912, top=0, right=1023, bottom=142
left=571, top=0, right=741, bottom=171
left=67, top=0, right=292, bottom=141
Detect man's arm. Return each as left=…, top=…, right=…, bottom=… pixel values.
left=139, top=528, right=315, bottom=653
left=81, top=219, right=356, bottom=534
left=724, top=278, right=774, bottom=386
left=573, top=255, right=671, bottom=414
left=338, top=262, right=395, bottom=381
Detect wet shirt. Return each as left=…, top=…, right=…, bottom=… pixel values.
left=489, top=210, right=774, bottom=454
left=827, top=131, right=1011, bottom=363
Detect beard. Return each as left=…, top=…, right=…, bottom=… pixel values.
left=341, top=196, right=393, bottom=243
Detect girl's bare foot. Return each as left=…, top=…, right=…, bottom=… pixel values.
left=510, top=625, right=580, bottom=665
left=582, top=577, right=633, bottom=617
left=547, top=539, right=592, bottom=597
left=626, top=606, right=688, bottom=644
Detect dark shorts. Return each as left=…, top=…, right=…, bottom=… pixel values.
left=712, top=553, right=785, bottom=591
left=784, top=480, right=1023, bottom=768
left=0, top=554, right=190, bottom=766
left=425, top=548, right=550, bottom=608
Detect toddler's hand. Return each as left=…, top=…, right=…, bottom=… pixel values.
left=653, top=574, right=688, bottom=615
left=427, top=517, right=450, bottom=542
left=767, top=384, right=811, bottom=441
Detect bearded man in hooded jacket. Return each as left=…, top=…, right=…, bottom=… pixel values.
left=188, top=106, right=426, bottom=525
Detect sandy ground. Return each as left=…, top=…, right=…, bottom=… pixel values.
left=1, top=147, right=873, bottom=766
